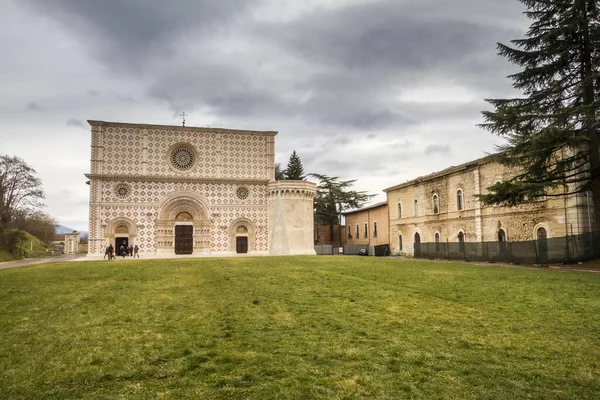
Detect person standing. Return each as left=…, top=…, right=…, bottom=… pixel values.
left=134, top=245, right=140, bottom=258
left=120, top=244, right=126, bottom=258
left=107, top=244, right=114, bottom=260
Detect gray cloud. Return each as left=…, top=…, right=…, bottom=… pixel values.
left=424, top=144, right=451, bottom=156
left=27, top=102, right=43, bottom=111
left=23, top=0, right=260, bottom=74
left=22, top=0, right=524, bottom=132
left=67, top=118, right=86, bottom=128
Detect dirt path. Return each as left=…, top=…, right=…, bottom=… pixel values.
left=0, top=254, right=87, bottom=270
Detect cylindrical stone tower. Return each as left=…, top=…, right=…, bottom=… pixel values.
left=268, top=181, right=316, bottom=255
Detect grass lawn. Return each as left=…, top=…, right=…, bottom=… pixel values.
left=0, top=256, right=599, bottom=399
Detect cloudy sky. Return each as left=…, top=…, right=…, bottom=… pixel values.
left=0, top=0, right=529, bottom=232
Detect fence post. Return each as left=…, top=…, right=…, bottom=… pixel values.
left=533, top=240, right=539, bottom=264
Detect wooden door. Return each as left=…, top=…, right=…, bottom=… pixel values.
left=236, top=237, right=248, bottom=254
left=414, top=233, right=421, bottom=258
left=175, top=225, right=193, bottom=255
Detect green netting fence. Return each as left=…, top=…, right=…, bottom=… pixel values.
left=414, top=230, right=600, bottom=264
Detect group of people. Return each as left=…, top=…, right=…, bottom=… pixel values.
left=103, top=243, right=140, bottom=260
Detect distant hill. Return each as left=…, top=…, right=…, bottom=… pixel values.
left=54, top=225, right=87, bottom=236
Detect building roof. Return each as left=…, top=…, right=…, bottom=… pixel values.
left=342, top=201, right=388, bottom=216
left=87, top=120, right=278, bottom=136
left=383, top=153, right=499, bottom=192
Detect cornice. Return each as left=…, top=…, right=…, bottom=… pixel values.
left=88, top=120, right=278, bottom=137
left=383, top=153, right=500, bottom=193
left=85, top=173, right=270, bottom=185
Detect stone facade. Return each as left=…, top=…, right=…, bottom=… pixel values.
left=86, top=120, right=315, bottom=257
left=384, top=154, right=596, bottom=256
left=343, top=202, right=389, bottom=254
left=64, top=232, right=80, bottom=254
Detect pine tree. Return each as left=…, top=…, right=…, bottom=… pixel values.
left=479, top=0, right=600, bottom=225
left=310, top=173, right=374, bottom=246
left=284, top=150, right=306, bottom=180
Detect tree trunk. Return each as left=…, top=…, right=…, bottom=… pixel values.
left=579, top=0, right=600, bottom=228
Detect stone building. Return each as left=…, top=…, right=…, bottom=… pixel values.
left=64, top=231, right=80, bottom=254
left=85, top=120, right=315, bottom=257
left=384, top=154, right=596, bottom=256
left=343, top=201, right=389, bottom=255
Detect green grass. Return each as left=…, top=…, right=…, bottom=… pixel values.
left=0, top=256, right=599, bottom=399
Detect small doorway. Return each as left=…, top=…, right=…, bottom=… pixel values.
left=175, top=225, right=193, bottom=255
left=536, top=227, right=548, bottom=263
left=115, top=237, right=129, bottom=256
left=236, top=237, right=248, bottom=253
left=414, top=232, right=421, bottom=257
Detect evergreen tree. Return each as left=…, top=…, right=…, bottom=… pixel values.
left=284, top=150, right=305, bottom=180
left=479, top=0, right=600, bottom=224
left=274, top=163, right=286, bottom=180
left=310, top=173, right=374, bottom=245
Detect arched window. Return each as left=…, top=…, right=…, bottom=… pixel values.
left=414, top=199, right=419, bottom=216
left=433, top=194, right=439, bottom=214
left=498, top=229, right=507, bottom=252
left=398, top=235, right=403, bottom=251
left=435, top=232, right=440, bottom=251
left=498, top=229, right=506, bottom=242
left=364, top=223, right=368, bottom=238
left=356, top=224, right=360, bottom=239
left=537, top=227, right=547, bottom=241
left=397, top=203, right=402, bottom=218
left=457, top=190, right=463, bottom=211
left=458, top=231, right=465, bottom=253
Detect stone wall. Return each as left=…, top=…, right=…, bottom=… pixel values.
left=385, top=156, right=591, bottom=256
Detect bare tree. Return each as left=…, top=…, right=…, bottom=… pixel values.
left=0, top=155, right=45, bottom=250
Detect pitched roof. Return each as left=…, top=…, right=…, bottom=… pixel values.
left=383, top=153, right=499, bottom=192
left=342, top=201, right=388, bottom=216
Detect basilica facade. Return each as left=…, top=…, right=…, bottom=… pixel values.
left=85, top=120, right=315, bottom=257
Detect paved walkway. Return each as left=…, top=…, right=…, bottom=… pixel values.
left=0, top=254, right=87, bottom=270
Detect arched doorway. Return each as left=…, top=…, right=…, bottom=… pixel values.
left=175, top=212, right=193, bottom=255
left=236, top=225, right=248, bottom=254
left=458, top=231, right=465, bottom=253
left=414, top=232, right=421, bottom=257
left=228, top=219, right=257, bottom=253
left=115, top=224, right=129, bottom=255
left=157, top=192, right=211, bottom=255
left=536, top=227, right=548, bottom=263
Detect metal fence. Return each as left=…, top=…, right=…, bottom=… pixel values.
left=414, top=230, right=600, bottom=264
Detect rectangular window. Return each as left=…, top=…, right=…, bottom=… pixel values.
left=364, top=223, right=368, bottom=238
left=348, top=227, right=352, bottom=239
left=373, top=222, right=378, bottom=237
left=356, top=224, right=359, bottom=239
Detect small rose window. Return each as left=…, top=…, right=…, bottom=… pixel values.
left=236, top=186, right=249, bottom=200
left=114, top=183, right=131, bottom=199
